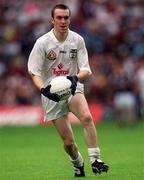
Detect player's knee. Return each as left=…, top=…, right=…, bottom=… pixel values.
left=81, top=111, right=93, bottom=126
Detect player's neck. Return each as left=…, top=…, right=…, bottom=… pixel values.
left=53, top=29, right=68, bottom=43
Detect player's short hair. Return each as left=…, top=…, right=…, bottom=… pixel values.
left=51, top=4, right=71, bottom=18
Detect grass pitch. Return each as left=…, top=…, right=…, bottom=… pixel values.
left=0, top=120, right=144, bottom=180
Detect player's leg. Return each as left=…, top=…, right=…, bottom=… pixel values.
left=52, top=115, right=85, bottom=177
left=68, top=93, right=109, bottom=174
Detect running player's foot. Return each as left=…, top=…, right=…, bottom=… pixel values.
left=91, top=159, right=109, bottom=174
left=74, top=163, right=85, bottom=177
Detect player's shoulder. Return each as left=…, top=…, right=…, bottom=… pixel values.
left=69, top=29, right=84, bottom=41
left=36, top=31, right=52, bottom=45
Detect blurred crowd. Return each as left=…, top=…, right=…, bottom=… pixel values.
left=0, top=0, right=144, bottom=121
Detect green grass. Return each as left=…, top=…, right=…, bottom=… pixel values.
left=0, top=120, right=144, bottom=180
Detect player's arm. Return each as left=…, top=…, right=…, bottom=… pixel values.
left=28, top=39, right=46, bottom=90
left=76, top=37, right=92, bottom=82
left=29, top=72, right=44, bottom=90
left=77, top=70, right=92, bottom=82
left=67, top=37, right=92, bottom=94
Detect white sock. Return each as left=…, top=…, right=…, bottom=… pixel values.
left=88, top=147, right=100, bottom=164
left=70, top=151, right=84, bottom=167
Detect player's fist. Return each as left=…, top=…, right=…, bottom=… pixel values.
left=40, top=85, right=60, bottom=102
left=67, top=75, right=78, bottom=95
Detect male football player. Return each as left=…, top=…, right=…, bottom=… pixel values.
left=28, top=4, right=109, bottom=177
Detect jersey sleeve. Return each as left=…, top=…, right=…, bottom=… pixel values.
left=28, top=39, right=45, bottom=76
left=77, top=37, right=92, bottom=74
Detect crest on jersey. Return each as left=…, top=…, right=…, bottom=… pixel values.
left=57, top=63, right=63, bottom=69
left=47, top=50, right=56, bottom=60
left=69, top=49, right=77, bottom=59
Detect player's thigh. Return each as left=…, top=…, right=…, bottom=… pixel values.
left=68, top=93, right=92, bottom=121
left=52, top=115, right=75, bottom=142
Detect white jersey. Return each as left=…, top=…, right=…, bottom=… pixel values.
left=28, top=29, right=92, bottom=121
left=28, top=29, right=91, bottom=87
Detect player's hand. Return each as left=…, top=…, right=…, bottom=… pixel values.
left=67, top=75, right=78, bottom=95
left=40, top=85, right=60, bottom=102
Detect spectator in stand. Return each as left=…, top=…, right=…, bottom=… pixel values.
left=111, top=61, right=136, bottom=126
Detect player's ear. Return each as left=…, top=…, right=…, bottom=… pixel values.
left=51, top=17, right=54, bottom=25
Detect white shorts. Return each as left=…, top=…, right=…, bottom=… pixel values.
left=114, top=92, right=136, bottom=109
left=41, top=82, right=84, bottom=121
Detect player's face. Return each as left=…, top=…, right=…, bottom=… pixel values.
left=51, top=9, right=70, bottom=34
